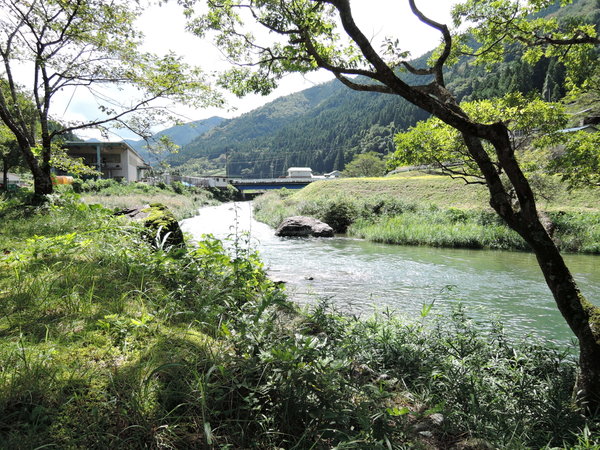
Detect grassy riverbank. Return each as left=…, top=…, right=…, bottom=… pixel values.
left=254, top=173, right=600, bottom=253
left=1, top=191, right=599, bottom=448
left=66, top=178, right=220, bottom=219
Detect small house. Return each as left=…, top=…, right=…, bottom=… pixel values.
left=63, top=141, right=151, bottom=182
left=287, top=167, right=313, bottom=178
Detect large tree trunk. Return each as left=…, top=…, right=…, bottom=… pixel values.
left=315, top=1, right=600, bottom=406
left=464, top=129, right=600, bottom=413
left=17, top=139, right=53, bottom=200
left=32, top=165, right=53, bottom=197
left=532, top=236, right=600, bottom=412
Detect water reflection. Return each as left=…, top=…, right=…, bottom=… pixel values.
left=181, top=202, right=600, bottom=347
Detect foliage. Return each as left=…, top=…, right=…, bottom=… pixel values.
left=319, top=197, right=358, bottom=233
left=344, top=151, right=387, bottom=178
left=389, top=93, right=568, bottom=180
left=143, top=135, right=180, bottom=172
left=165, top=0, right=599, bottom=184
left=0, top=0, right=220, bottom=195
left=548, top=131, right=600, bottom=187
left=49, top=144, right=101, bottom=178
left=452, top=0, right=600, bottom=93
left=254, top=176, right=600, bottom=253
left=69, top=178, right=217, bottom=219
left=349, top=210, right=528, bottom=250
left=1, top=194, right=599, bottom=448
left=169, top=55, right=571, bottom=178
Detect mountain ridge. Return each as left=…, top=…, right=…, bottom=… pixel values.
left=164, top=0, right=596, bottom=177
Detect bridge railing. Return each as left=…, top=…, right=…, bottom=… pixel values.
left=230, top=177, right=315, bottom=184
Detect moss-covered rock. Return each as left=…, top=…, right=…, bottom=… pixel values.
left=142, top=203, right=185, bottom=249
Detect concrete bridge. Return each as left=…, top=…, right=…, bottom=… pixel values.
left=164, top=174, right=321, bottom=194
left=229, top=177, right=316, bottom=192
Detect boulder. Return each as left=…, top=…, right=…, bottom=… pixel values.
left=275, top=216, right=334, bottom=237
left=115, top=203, right=185, bottom=250
left=114, top=205, right=151, bottom=220
left=142, top=203, right=186, bottom=249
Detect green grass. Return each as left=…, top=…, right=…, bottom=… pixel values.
left=254, top=173, right=600, bottom=253
left=350, top=213, right=527, bottom=250
left=298, top=173, right=490, bottom=208
left=1, top=192, right=599, bottom=448
left=57, top=178, right=219, bottom=219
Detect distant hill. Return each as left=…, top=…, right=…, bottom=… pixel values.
left=126, top=116, right=225, bottom=163
left=166, top=0, right=596, bottom=178
left=169, top=64, right=432, bottom=177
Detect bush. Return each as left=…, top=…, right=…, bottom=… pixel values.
left=1, top=194, right=598, bottom=449
left=320, top=198, right=358, bottom=232
left=170, top=180, right=185, bottom=194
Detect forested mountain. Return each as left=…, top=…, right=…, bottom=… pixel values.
left=169, top=63, right=433, bottom=177
left=167, top=0, right=598, bottom=178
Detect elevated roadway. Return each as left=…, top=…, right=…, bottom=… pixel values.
left=229, top=177, right=316, bottom=191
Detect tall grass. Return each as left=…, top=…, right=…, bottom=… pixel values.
left=349, top=211, right=528, bottom=250
left=61, top=178, right=217, bottom=219
left=0, top=194, right=599, bottom=448
left=254, top=185, right=600, bottom=253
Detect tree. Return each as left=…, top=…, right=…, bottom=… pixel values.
left=451, top=0, right=600, bottom=94
left=0, top=0, right=220, bottom=199
left=145, top=135, right=181, bottom=174
left=189, top=0, right=600, bottom=410
left=333, top=147, right=345, bottom=171
left=0, top=123, right=22, bottom=190
left=344, top=152, right=386, bottom=178
left=389, top=93, right=568, bottom=182
left=548, top=131, right=600, bottom=187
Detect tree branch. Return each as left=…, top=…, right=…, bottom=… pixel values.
left=408, top=0, right=451, bottom=87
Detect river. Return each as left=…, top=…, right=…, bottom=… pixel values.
left=181, top=201, right=600, bottom=347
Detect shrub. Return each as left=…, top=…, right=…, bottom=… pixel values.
left=1, top=194, right=597, bottom=449
left=321, top=198, right=358, bottom=232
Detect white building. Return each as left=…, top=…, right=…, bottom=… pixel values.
left=287, top=167, right=313, bottom=178
left=1, top=172, right=23, bottom=189
left=63, top=141, right=151, bottom=182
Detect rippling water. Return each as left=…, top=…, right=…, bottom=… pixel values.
left=181, top=202, right=600, bottom=347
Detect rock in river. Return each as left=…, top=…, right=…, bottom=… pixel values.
left=275, top=216, right=334, bottom=237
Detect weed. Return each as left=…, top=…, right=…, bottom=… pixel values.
left=1, top=193, right=598, bottom=448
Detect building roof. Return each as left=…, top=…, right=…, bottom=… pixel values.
left=287, top=167, right=313, bottom=171
left=65, top=141, right=148, bottom=165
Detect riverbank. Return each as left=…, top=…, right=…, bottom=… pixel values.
left=1, top=192, right=599, bottom=448
left=68, top=178, right=219, bottom=219
left=254, top=172, right=600, bottom=253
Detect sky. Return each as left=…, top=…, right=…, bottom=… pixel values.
left=57, top=0, right=457, bottom=141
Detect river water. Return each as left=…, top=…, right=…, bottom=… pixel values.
left=181, top=202, right=600, bottom=347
